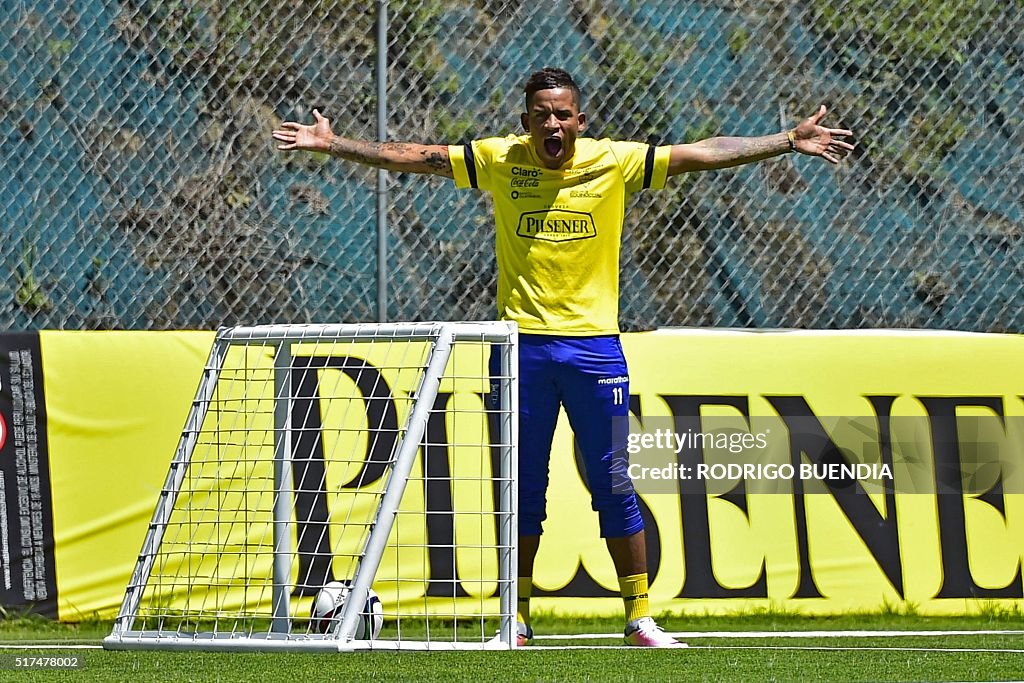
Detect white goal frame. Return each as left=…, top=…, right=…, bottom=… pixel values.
left=103, top=321, right=518, bottom=652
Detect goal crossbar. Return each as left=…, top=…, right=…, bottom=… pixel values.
left=219, top=322, right=516, bottom=343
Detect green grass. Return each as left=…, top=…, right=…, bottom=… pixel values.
left=2, top=612, right=1022, bottom=682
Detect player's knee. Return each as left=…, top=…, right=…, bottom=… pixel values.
left=592, top=493, right=644, bottom=537
left=519, top=512, right=545, bottom=537
left=519, top=489, right=548, bottom=537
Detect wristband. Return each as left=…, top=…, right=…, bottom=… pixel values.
left=786, top=129, right=797, bottom=153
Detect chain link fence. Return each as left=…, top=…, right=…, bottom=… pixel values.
left=3, top=0, right=1022, bottom=331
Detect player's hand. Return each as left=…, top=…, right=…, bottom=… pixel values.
left=791, top=105, right=855, bottom=164
left=272, top=109, right=334, bottom=153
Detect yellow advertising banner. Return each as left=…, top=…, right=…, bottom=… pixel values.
left=545, top=330, right=1024, bottom=616
left=31, top=329, right=1024, bottom=621
left=40, top=331, right=214, bottom=621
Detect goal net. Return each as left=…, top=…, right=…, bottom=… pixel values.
left=103, top=322, right=518, bottom=651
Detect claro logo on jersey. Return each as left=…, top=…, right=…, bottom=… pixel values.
left=516, top=210, right=597, bottom=242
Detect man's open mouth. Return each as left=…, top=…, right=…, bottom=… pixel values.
left=544, top=137, right=563, bottom=157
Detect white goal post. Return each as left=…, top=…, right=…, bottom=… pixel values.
left=103, top=322, right=518, bottom=651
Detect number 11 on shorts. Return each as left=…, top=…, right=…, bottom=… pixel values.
left=612, top=386, right=624, bottom=405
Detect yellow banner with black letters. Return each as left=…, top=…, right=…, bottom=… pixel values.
left=25, top=329, right=1024, bottom=620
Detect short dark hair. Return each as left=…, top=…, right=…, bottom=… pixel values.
left=523, top=67, right=581, bottom=109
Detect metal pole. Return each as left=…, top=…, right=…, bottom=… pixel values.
left=271, top=342, right=295, bottom=634
left=498, top=324, right=519, bottom=647
left=376, top=0, right=389, bottom=322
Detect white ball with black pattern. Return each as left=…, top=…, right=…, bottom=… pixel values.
left=310, top=581, right=383, bottom=639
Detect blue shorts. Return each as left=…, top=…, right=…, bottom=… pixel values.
left=490, top=334, right=643, bottom=538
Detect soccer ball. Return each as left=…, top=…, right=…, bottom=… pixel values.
left=310, top=581, right=384, bottom=639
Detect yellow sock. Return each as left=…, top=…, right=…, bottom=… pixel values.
left=618, top=573, right=650, bottom=623
left=517, top=576, right=533, bottom=626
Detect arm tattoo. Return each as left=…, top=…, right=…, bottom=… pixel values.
left=422, top=150, right=453, bottom=176
left=670, top=133, right=788, bottom=175
left=702, top=135, right=784, bottom=164
left=327, top=138, right=386, bottom=165
left=327, top=137, right=452, bottom=176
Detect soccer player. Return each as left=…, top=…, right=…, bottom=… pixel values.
left=273, top=67, right=854, bottom=647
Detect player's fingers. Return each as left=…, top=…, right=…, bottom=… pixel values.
left=828, top=127, right=854, bottom=137
left=821, top=151, right=840, bottom=164
left=833, top=139, right=856, bottom=150
left=313, top=108, right=328, bottom=123
left=811, top=104, right=828, bottom=123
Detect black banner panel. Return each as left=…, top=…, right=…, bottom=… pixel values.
left=0, top=332, right=57, bottom=616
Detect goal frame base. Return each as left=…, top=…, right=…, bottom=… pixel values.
left=103, top=632, right=512, bottom=652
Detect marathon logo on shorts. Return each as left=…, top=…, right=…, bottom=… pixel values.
left=516, top=210, right=596, bottom=242
left=597, top=376, right=628, bottom=385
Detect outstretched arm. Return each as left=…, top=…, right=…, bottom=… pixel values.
left=272, top=109, right=453, bottom=178
left=667, top=105, right=854, bottom=176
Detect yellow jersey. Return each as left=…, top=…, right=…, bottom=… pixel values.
left=449, top=135, right=671, bottom=335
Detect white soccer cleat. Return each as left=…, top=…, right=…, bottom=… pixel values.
left=623, top=617, right=688, bottom=648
